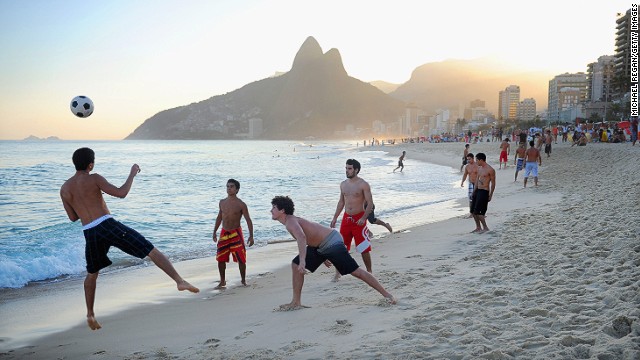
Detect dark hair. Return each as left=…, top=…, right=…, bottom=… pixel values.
left=72, top=147, right=95, bottom=171
left=466, top=153, right=474, bottom=159
left=227, top=178, right=240, bottom=191
left=465, top=144, right=470, bottom=148
left=529, top=140, right=535, bottom=147
left=346, top=159, right=361, bottom=173
left=476, top=152, right=486, bottom=161
left=271, top=196, right=294, bottom=215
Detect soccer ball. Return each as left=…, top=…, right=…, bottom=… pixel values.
left=70, top=96, right=94, bottom=118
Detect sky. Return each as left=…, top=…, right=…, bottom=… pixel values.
left=0, top=0, right=630, bottom=140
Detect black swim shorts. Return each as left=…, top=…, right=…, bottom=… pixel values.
left=83, top=218, right=154, bottom=273
left=472, top=189, right=490, bottom=216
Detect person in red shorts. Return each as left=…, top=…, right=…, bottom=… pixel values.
left=212, top=179, right=254, bottom=289
left=330, top=159, right=374, bottom=281
left=498, top=138, right=510, bottom=169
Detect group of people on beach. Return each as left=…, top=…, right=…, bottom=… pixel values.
left=60, top=148, right=397, bottom=330
left=459, top=135, right=545, bottom=233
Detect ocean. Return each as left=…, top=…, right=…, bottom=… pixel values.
left=0, top=140, right=464, bottom=289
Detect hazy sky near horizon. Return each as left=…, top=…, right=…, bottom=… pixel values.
left=0, top=0, right=629, bottom=140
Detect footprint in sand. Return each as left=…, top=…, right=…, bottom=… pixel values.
left=204, top=338, right=221, bottom=348
left=234, top=331, right=254, bottom=340
left=327, top=319, right=353, bottom=334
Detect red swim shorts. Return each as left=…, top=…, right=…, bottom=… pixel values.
left=499, top=150, right=508, bottom=163
left=216, top=228, right=246, bottom=263
left=339, top=212, right=371, bottom=253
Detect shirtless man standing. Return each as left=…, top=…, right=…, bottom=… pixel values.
left=460, top=153, right=478, bottom=218
left=498, top=138, right=510, bottom=169
left=514, top=143, right=526, bottom=182
left=60, top=148, right=199, bottom=331
left=544, top=130, right=553, bottom=158
left=460, top=144, right=470, bottom=172
left=271, top=196, right=395, bottom=310
left=212, top=179, right=254, bottom=288
left=331, top=159, right=374, bottom=279
left=471, top=153, right=495, bottom=233
left=523, top=140, right=542, bottom=188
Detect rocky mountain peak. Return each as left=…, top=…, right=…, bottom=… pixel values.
left=291, top=36, right=323, bottom=70
left=290, top=37, right=346, bottom=76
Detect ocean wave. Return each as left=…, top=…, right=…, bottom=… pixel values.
left=0, top=252, right=85, bottom=288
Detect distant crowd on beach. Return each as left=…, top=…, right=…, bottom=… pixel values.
left=360, top=118, right=639, bottom=147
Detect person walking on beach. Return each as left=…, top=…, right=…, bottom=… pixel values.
left=60, top=148, right=199, bottom=331
left=544, top=130, right=553, bottom=158
left=331, top=159, right=374, bottom=279
left=498, top=138, right=510, bottom=169
left=271, top=196, right=396, bottom=310
left=523, top=140, right=542, bottom=188
left=471, top=153, right=495, bottom=233
left=393, top=151, right=406, bottom=172
left=460, top=144, right=470, bottom=172
left=460, top=153, right=478, bottom=218
left=513, top=143, right=526, bottom=182
left=212, top=178, right=254, bottom=289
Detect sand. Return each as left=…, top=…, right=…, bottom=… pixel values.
left=1, top=140, right=639, bottom=359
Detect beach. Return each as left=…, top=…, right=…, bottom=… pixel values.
left=1, top=140, right=639, bottom=359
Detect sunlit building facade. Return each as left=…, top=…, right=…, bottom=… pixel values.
left=498, top=85, right=520, bottom=120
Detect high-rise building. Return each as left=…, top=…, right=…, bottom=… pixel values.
left=248, top=118, right=263, bottom=138
left=517, top=98, right=537, bottom=121
left=470, top=99, right=485, bottom=108
left=548, top=73, right=588, bottom=121
left=587, top=55, right=615, bottom=102
left=613, top=8, right=633, bottom=99
left=498, top=85, right=520, bottom=120
left=584, top=55, right=615, bottom=120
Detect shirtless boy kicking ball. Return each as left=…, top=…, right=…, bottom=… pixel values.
left=60, top=148, right=199, bottom=330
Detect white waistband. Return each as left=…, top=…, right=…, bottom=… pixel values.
left=82, top=214, right=113, bottom=230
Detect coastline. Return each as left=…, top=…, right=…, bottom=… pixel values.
left=1, top=140, right=638, bottom=359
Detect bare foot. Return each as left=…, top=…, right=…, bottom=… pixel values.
left=478, top=229, right=489, bottom=234
left=277, top=303, right=310, bottom=311
left=384, top=223, right=393, bottom=233
left=87, top=315, right=102, bottom=330
left=178, top=280, right=200, bottom=293
left=332, top=273, right=342, bottom=282
left=385, top=295, right=397, bottom=305
left=241, top=280, right=248, bottom=286
left=214, top=281, right=226, bottom=290
left=470, top=229, right=482, bottom=233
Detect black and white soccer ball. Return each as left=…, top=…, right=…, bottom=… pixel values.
left=70, top=96, right=94, bottom=118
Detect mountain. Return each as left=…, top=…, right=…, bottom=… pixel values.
left=125, top=37, right=406, bottom=140
left=23, top=135, right=61, bottom=141
left=369, top=80, right=400, bottom=94
left=390, top=58, right=554, bottom=114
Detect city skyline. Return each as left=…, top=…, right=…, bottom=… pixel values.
left=0, top=0, right=629, bottom=140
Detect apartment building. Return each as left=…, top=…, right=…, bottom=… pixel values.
left=498, top=85, right=520, bottom=120
left=517, top=98, right=537, bottom=121
left=548, top=73, right=588, bottom=121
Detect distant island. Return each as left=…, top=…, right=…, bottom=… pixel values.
left=23, top=135, right=62, bottom=141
